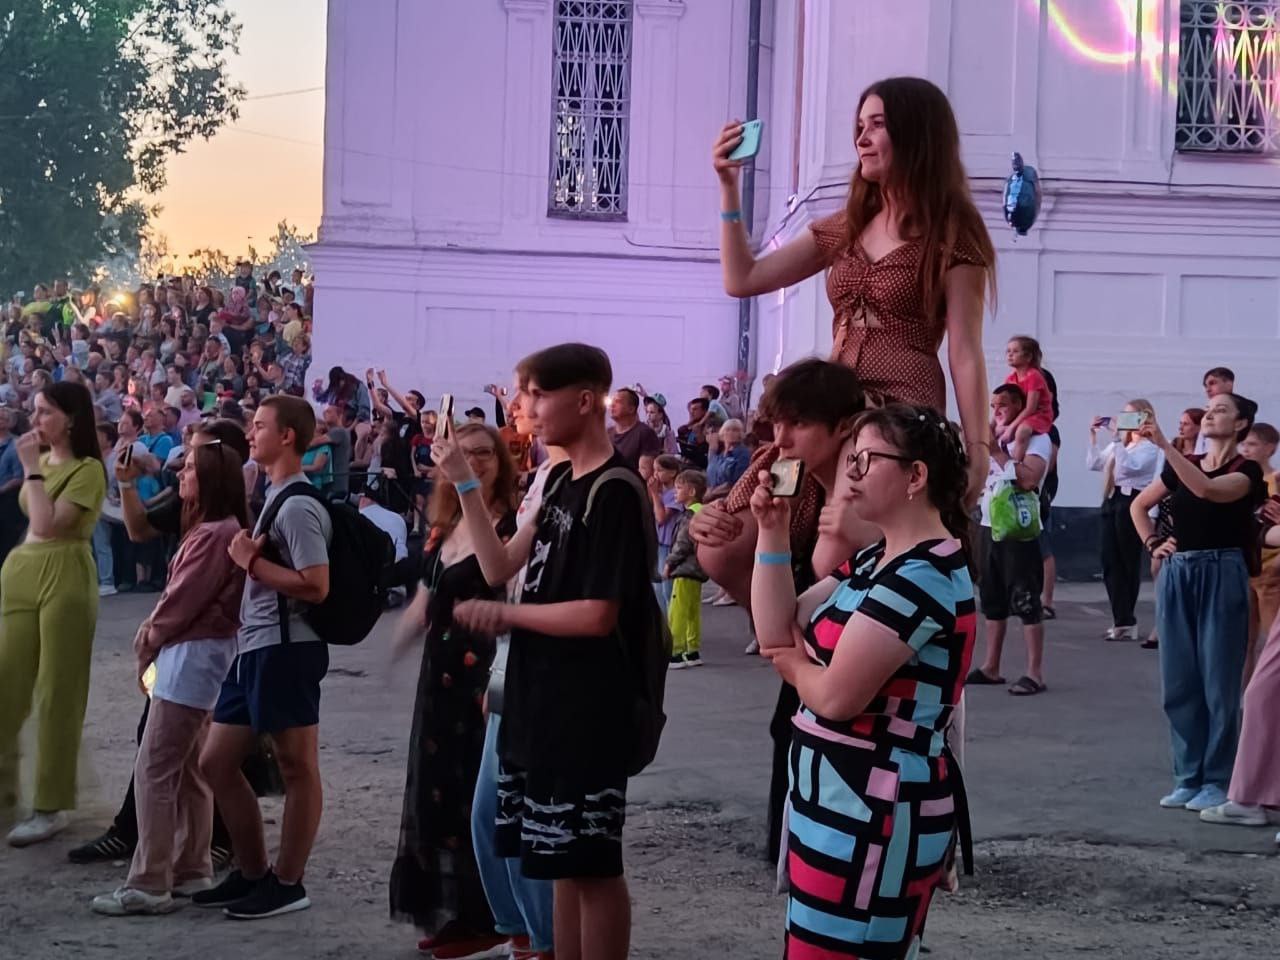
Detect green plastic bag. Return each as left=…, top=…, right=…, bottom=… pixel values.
left=989, top=480, right=1042, bottom=542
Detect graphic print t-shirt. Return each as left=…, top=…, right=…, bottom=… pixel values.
left=501, top=451, right=654, bottom=778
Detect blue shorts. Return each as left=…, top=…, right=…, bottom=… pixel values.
left=213, top=642, right=329, bottom=734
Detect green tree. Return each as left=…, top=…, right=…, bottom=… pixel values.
left=0, top=0, right=245, bottom=296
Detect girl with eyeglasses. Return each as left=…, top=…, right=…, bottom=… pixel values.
left=749, top=403, right=976, bottom=960
left=389, top=422, right=521, bottom=957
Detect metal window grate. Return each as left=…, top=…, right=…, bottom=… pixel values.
left=1176, top=1, right=1280, bottom=153
left=548, top=1, right=633, bottom=219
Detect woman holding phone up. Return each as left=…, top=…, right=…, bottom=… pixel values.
left=712, top=76, right=995, bottom=515
left=1086, top=400, right=1160, bottom=642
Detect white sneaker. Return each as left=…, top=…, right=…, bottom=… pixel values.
left=1159, top=787, right=1198, bottom=809
left=98, top=584, right=118, bottom=597
left=7, top=810, right=71, bottom=847
left=1199, top=801, right=1268, bottom=827
left=91, top=886, right=182, bottom=916
left=173, top=877, right=214, bottom=897
left=1185, top=785, right=1229, bottom=813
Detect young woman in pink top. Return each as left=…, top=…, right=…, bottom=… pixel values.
left=1000, top=336, right=1055, bottom=463
left=92, top=441, right=249, bottom=916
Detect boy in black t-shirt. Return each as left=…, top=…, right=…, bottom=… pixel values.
left=440, top=343, right=656, bottom=960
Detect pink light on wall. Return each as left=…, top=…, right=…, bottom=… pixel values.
left=1033, top=0, right=1177, bottom=94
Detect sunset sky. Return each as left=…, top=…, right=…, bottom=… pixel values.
left=150, top=0, right=326, bottom=261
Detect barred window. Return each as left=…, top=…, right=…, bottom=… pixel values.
left=548, top=1, right=633, bottom=219
left=1176, top=1, right=1279, bottom=153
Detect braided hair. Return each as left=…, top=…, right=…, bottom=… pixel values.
left=854, top=403, right=976, bottom=577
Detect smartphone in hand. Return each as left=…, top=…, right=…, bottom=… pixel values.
left=769, top=457, right=805, bottom=497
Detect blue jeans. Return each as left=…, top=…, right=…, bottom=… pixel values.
left=1156, top=549, right=1248, bottom=791
left=653, top=544, right=673, bottom=613
left=92, top=518, right=114, bottom=587
left=471, top=712, right=553, bottom=951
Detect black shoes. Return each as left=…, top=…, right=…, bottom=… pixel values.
left=192, top=869, right=259, bottom=908
left=222, top=871, right=311, bottom=920
left=67, top=826, right=134, bottom=864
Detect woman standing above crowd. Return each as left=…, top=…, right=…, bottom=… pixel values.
left=1087, top=399, right=1160, bottom=642
left=0, top=382, right=106, bottom=846
left=750, top=403, right=975, bottom=959
left=712, top=75, right=995, bottom=507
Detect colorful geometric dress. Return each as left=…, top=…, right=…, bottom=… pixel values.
left=786, top=538, right=976, bottom=959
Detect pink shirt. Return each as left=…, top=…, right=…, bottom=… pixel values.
left=1006, top=367, right=1054, bottom=433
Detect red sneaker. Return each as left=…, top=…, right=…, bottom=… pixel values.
left=428, top=935, right=510, bottom=960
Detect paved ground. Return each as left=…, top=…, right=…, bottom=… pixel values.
left=1, top=583, right=1276, bottom=959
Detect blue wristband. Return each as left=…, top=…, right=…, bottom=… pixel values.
left=454, top=478, right=481, bottom=495
left=756, top=551, right=792, bottom=566
left=720, top=210, right=743, bottom=223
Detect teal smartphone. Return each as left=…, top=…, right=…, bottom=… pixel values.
left=728, top=119, right=764, bottom=162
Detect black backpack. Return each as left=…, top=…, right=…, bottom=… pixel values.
left=543, top=466, right=671, bottom=776
left=255, top=481, right=395, bottom=645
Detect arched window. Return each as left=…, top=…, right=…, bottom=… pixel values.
left=548, top=1, right=633, bottom=219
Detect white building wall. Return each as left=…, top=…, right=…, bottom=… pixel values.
left=312, top=0, right=760, bottom=420
left=764, top=0, right=1280, bottom=508
left=314, top=0, right=1280, bottom=510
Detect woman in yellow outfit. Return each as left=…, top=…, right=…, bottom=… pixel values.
left=0, top=381, right=106, bottom=846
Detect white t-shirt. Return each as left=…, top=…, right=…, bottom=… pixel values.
left=154, top=638, right=237, bottom=710
left=980, top=432, right=1053, bottom=527
left=360, top=501, right=408, bottom=562
left=488, top=457, right=557, bottom=714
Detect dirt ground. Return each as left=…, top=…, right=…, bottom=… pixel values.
left=1, top=590, right=1277, bottom=959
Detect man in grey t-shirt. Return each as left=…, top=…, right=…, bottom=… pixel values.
left=199, top=396, right=331, bottom=920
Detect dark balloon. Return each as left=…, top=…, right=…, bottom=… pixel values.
left=1003, top=152, right=1041, bottom=236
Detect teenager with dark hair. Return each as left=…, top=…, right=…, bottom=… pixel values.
left=1132, top=393, right=1266, bottom=813
left=1, top=381, right=106, bottom=846
left=91, top=442, right=248, bottom=916
left=691, top=358, right=868, bottom=863
left=440, top=342, right=658, bottom=960
left=751, top=403, right=975, bottom=958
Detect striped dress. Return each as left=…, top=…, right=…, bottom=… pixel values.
left=785, top=538, right=975, bottom=959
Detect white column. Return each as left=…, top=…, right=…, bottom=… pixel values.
left=502, top=0, right=555, bottom=229
left=627, top=0, right=688, bottom=245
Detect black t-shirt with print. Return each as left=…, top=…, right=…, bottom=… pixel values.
left=1162, top=455, right=1265, bottom=553
left=500, top=451, right=656, bottom=780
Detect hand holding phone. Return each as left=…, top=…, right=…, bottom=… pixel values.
left=1116, top=411, right=1149, bottom=432
left=769, top=457, right=805, bottom=498
left=727, top=119, right=764, bottom=162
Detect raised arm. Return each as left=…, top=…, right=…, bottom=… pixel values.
left=432, top=425, right=535, bottom=587
left=1141, top=419, right=1252, bottom=503
left=712, top=122, right=827, bottom=298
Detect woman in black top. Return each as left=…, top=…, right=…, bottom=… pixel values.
left=1132, top=393, right=1266, bottom=814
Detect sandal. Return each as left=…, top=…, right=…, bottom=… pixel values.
left=1009, top=676, right=1047, bottom=696
left=1041, top=606, right=1057, bottom=620
left=965, top=667, right=1005, bottom=685
left=1141, top=638, right=1159, bottom=650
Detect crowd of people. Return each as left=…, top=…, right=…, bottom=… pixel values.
left=0, top=72, right=1276, bottom=960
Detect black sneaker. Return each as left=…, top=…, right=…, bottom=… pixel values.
left=223, top=871, right=310, bottom=920
left=68, top=826, right=134, bottom=864
left=191, top=869, right=260, bottom=908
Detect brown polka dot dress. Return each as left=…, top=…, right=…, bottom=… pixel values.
left=811, top=210, right=986, bottom=412
left=723, top=211, right=986, bottom=542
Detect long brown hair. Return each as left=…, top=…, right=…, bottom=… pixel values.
left=844, top=77, right=997, bottom=319
left=427, top=423, right=520, bottom=537
left=180, top=441, right=250, bottom=536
